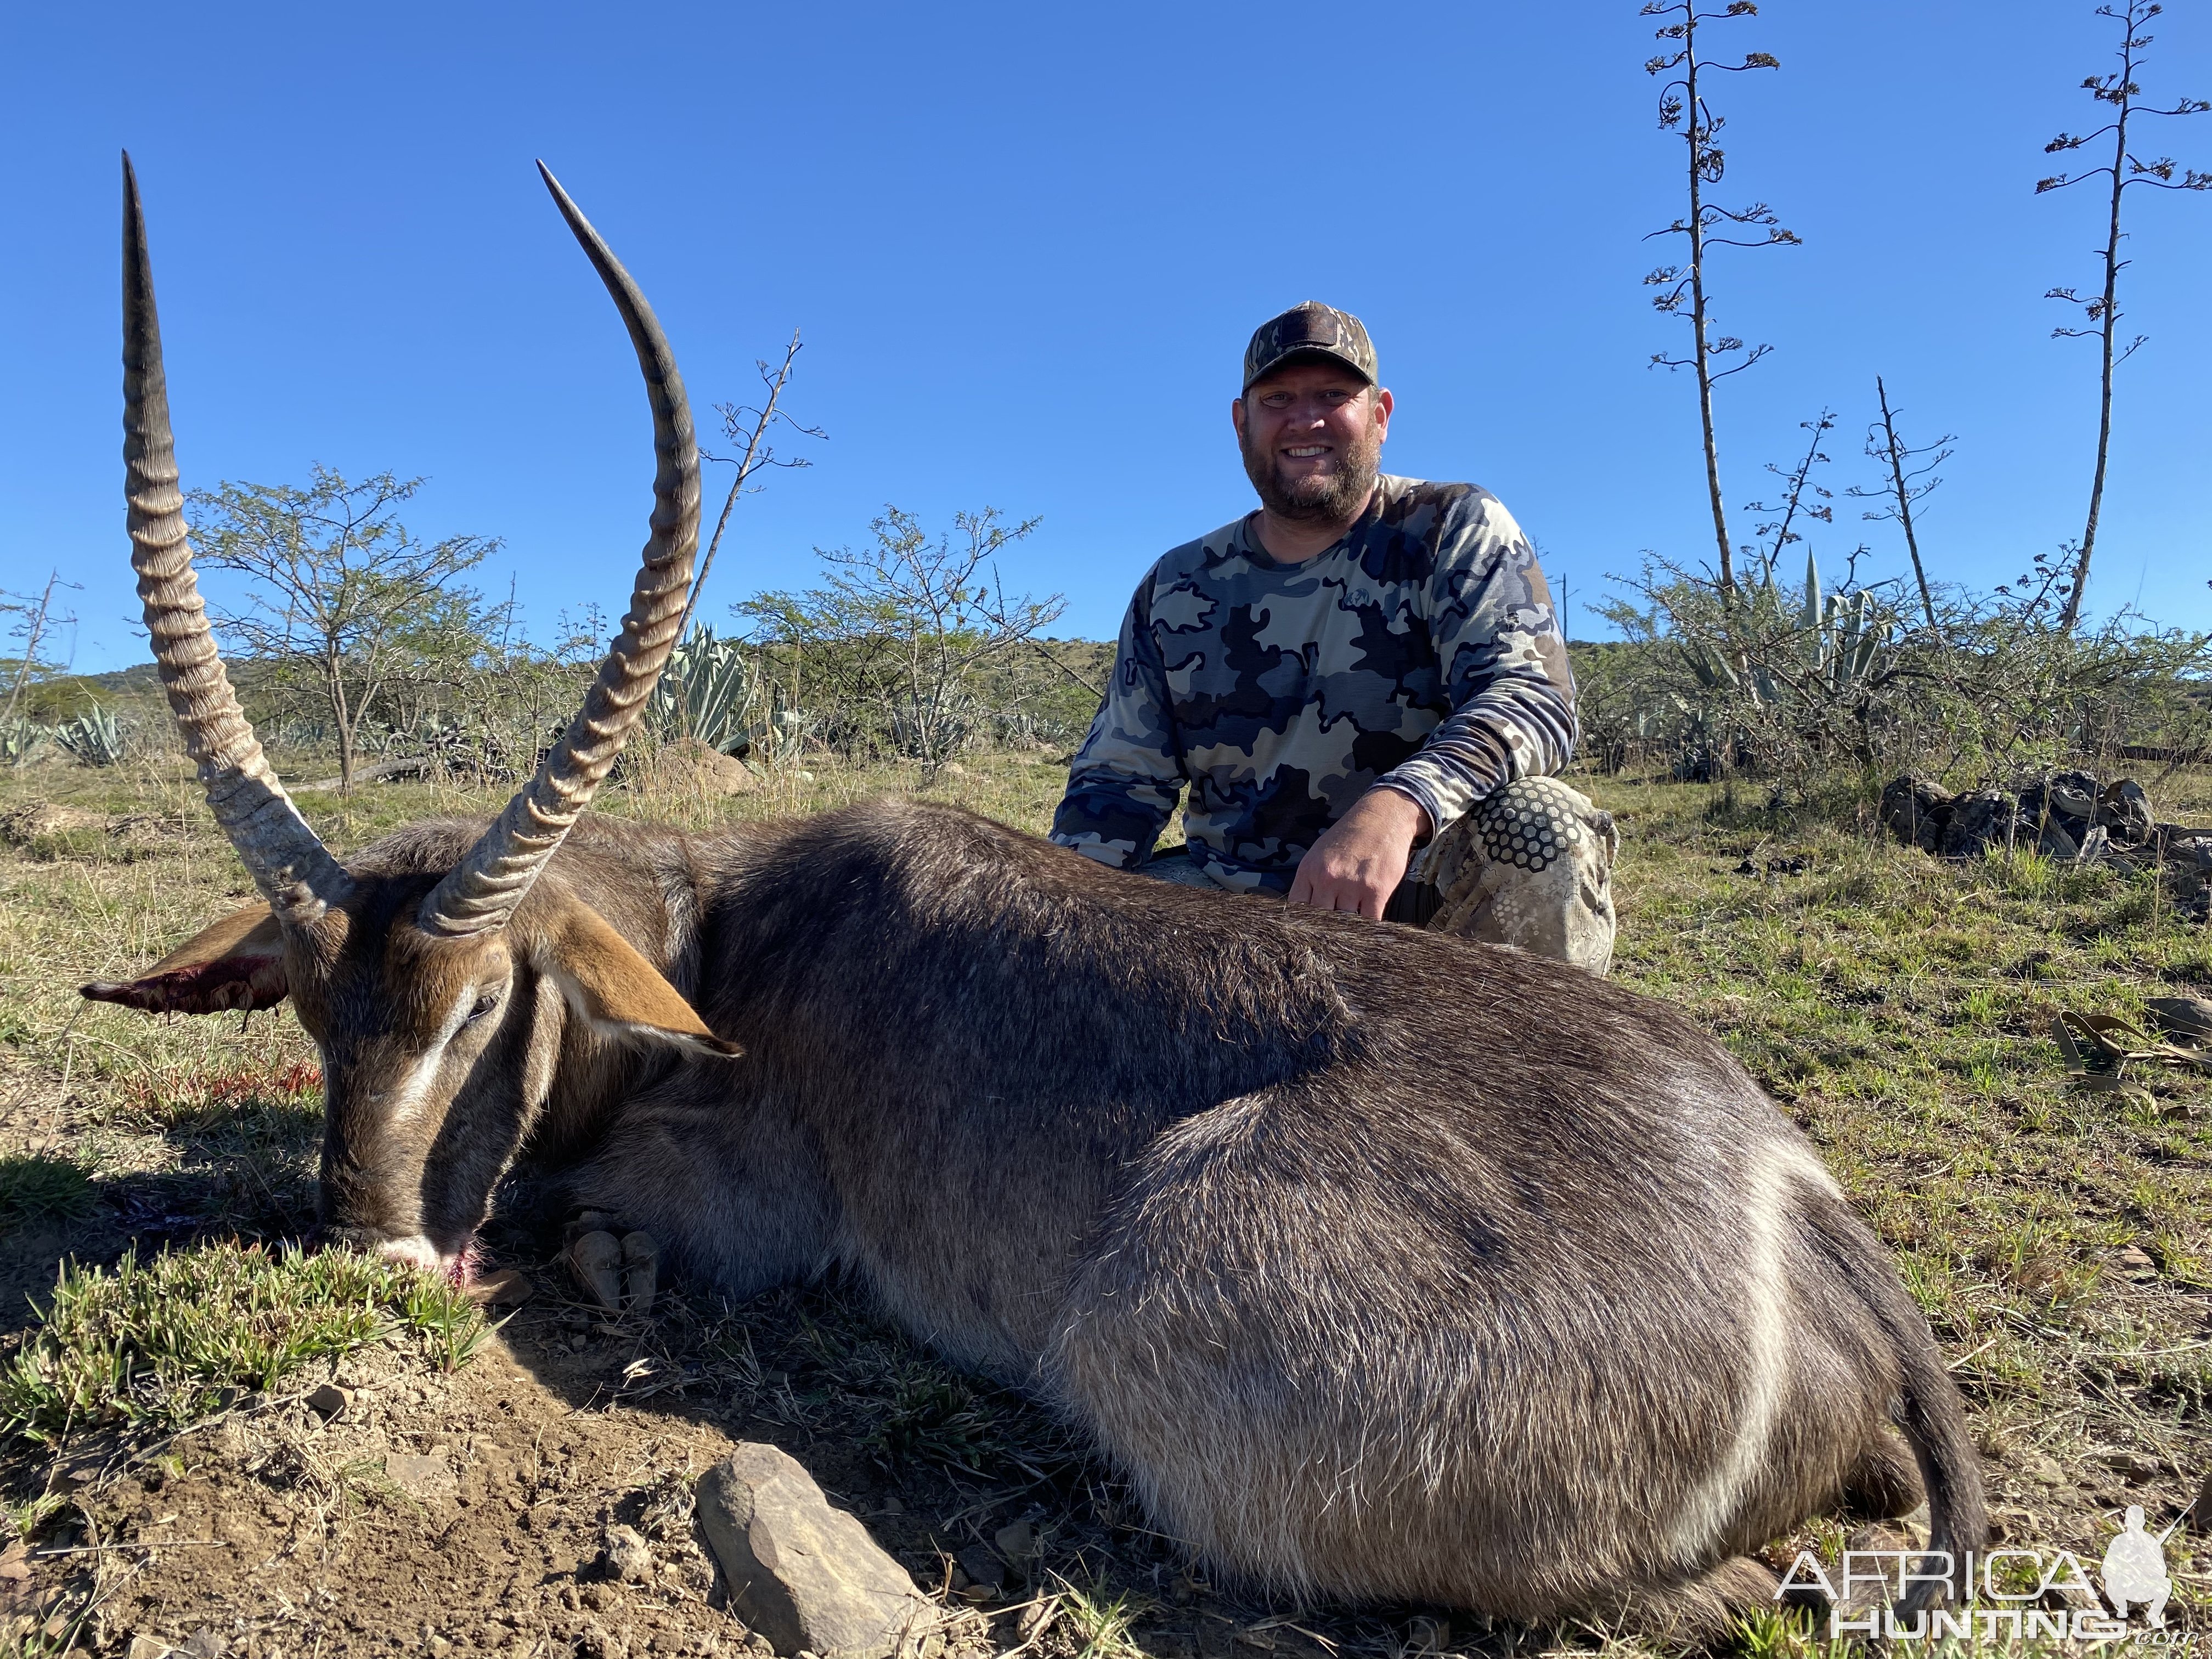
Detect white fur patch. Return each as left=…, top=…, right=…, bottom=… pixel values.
left=1665, top=1140, right=1831, bottom=1562
left=380, top=986, right=477, bottom=1126
left=379, top=1233, right=447, bottom=1273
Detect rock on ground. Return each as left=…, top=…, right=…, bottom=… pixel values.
left=656, top=738, right=758, bottom=797
left=696, top=1442, right=938, bottom=1659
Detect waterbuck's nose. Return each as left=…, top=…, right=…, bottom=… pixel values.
left=314, top=1222, right=396, bottom=1256
left=315, top=1222, right=449, bottom=1277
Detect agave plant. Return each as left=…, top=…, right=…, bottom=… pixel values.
left=0, top=719, right=46, bottom=766
left=53, top=707, right=126, bottom=767
left=1682, top=549, right=1891, bottom=709
left=649, top=627, right=768, bottom=755
left=759, top=708, right=813, bottom=764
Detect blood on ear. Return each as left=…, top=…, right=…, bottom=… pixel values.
left=81, top=903, right=289, bottom=1015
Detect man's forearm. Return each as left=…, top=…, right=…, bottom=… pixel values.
left=1051, top=770, right=1181, bottom=867
left=1379, top=672, right=1577, bottom=832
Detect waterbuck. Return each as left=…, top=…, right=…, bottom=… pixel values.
left=88, top=157, right=1985, bottom=1637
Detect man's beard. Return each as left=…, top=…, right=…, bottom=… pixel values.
left=1240, top=420, right=1383, bottom=525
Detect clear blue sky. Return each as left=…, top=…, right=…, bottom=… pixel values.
left=4, top=1, right=2207, bottom=674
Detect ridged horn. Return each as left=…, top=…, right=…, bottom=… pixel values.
left=122, top=152, right=350, bottom=927
left=419, top=163, right=700, bottom=938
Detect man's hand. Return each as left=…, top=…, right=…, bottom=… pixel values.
left=1288, top=788, right=1432, bottom=920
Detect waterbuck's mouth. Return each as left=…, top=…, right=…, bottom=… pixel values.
left=370, top=1232, right=481, bottom=1286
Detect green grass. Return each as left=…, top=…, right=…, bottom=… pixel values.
left=1051, top=1576, right=1153, bottom=1659
left=0, top=1154, right=97, bottom=1227
left=1601, top=774, right=2212, bottom=1632
left=0, top=1240, right=488, bottom=1444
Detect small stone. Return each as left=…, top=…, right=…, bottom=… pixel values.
left=385, top=1452, right=459, bottom=1502
left=2112, top=1244, right=2158, bottom=1278
left=427, top=1639, right=454, bottom=1658
left=603, top=1523, right=654, bottom=1584
left=696, top=1442, right=939, bottom=1659
left=990, top=1519, right=1035, bottom=1562
left=179, top=1635, right=227, bottom=1659
left=2098, top=1450, right=2165, bottom=1481
left=1016, top=1602, right=1056, bottom=1642
left=126, top=1638, right=172, bottom=1659
left=469, top=1268, right=535, bottom=1309
left=955, top=1545, right=1003, bottom=1592
left=577, top=1623, right=630, bottom=1659
left=307, top=1383, right=353, bottom=1421
left=0, top=1540, right=27, bottom=1582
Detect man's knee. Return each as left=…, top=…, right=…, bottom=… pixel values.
left=1424, top=776, right=1619, bottom=973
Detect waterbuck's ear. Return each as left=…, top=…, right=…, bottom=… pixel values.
left=81, top=903, right=287, bottom=1015
left=535, top=896, right=741, bottom=1058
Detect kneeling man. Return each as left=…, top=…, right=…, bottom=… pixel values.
left=1051, top=302, right=1616, bottom=970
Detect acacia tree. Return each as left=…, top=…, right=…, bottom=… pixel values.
left=1846, top=377, right=1953, bottom=633
left=187, top=467, right=500, bottom=789
left=0, top=571, right=79, bottom=738
left=738, top=507, right=1062, bottom=778
left=2036, top=0, right=2209, bottom=630
left=1641, top=0, right=1800, bottom=596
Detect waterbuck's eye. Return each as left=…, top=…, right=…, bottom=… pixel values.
left=464, top=992, right=502, bottom=1025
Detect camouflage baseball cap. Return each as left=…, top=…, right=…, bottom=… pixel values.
left=1242, top=301, right=1377, bottom=391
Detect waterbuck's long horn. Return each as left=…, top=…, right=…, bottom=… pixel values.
left=418, top=163, right=700, bottom=938
left=122, top=152, right=350, bottom=926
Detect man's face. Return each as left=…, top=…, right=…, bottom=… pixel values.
left=1233, top=359, right=1392, bottom=525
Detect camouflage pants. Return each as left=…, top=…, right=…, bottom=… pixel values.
left=1143, top=777, right=1620, bottom=975
left=1422, top=777, right=1618, bottom=974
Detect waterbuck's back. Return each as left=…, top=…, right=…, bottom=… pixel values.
left=682, top=800, right=1805, bottom=1344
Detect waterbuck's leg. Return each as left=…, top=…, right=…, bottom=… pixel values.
left=552, top=1081, right=835, bottom=1302
left=1838, top=1429, right=1925, bottom=1522
left=1595, top=1556, right=1782, bottom=1647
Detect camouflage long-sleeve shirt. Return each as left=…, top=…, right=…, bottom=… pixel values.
left=1051, top=476, right=1577, bottom=893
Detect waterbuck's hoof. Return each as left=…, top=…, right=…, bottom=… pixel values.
left=620, top=1230, right=659, bottom=1313
left=566, top=1230, right=625, bottom=1311
left=564, top=1210, right=621, bottom=1245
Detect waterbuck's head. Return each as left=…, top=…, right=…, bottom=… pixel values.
left=83, top=155, right=735, bottom=1276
